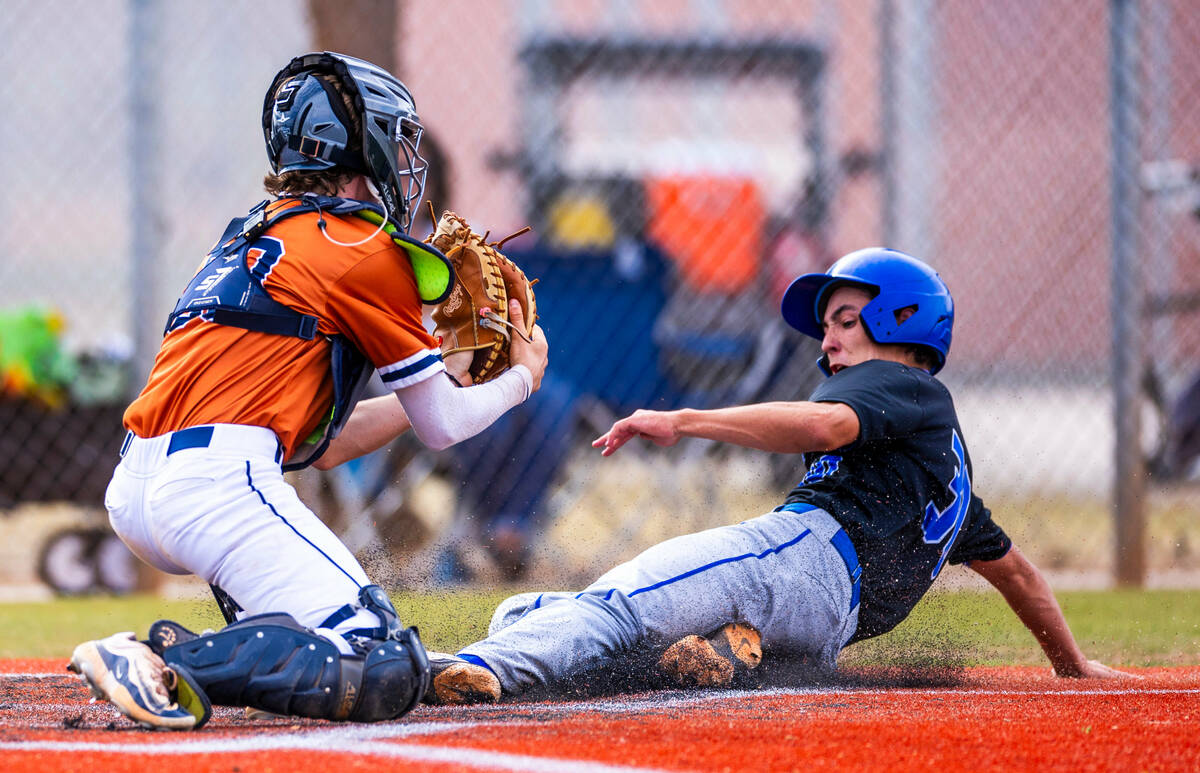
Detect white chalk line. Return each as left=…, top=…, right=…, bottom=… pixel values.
left=0, top=734, right=669, bottom=773
left=0, top=677, right=679, bottom=771
left=1, top=673, right=1196, bottom=771
left=4, top=684, right=1198, bottom=723
left=0, top=716, right=672, bottom=772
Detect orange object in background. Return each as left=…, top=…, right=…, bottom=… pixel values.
left=645, top=175, right=765, bottom=294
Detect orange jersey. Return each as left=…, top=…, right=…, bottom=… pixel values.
left=125, top=200, right=442, bottom=456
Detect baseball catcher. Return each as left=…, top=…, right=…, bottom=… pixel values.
left=67, top=50, right=547, bottom=730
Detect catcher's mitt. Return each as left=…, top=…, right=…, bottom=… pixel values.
left=427, top=210, right=537, bottom=384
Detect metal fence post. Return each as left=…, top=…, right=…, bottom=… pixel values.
left=882, top=0, right=935, bottom=258
left=128, top=0, right=165, bottom=395
left=1109, top=0, right=1146, bottom=587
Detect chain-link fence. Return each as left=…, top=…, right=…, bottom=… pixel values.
left=1, top=0, right=1197, bottom=593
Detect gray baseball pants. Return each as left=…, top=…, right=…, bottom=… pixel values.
left=458, top=504, right=860, bottom=695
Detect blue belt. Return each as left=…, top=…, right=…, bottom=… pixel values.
left=121, top=426, right=283, bottom=463
left=166, top=426, right=215, bottom=454
left=121, top=426, right=213, bottom=457
left=777, top=502, right=861, bottom=611
left=830, top=528, right=862, bottom=611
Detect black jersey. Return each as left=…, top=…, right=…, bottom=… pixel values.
left=781, top=359, right=1011, bottom=642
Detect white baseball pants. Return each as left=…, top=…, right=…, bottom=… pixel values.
left=105, top=424, right=381, bottom=651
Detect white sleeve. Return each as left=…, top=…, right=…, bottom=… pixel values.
left=393, top=365, right=533, bottom=451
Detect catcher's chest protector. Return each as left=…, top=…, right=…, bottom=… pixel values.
left=163, top=196, right=452, bottom=470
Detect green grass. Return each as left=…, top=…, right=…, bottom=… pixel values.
left=0, top=590, right=515, bottom=660
left=841, top=588, right=1200, bottom=669
left=2, top=588, right=1196, bottom=667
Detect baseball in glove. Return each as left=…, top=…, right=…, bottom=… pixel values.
left=427, top=208, right=537, bottom=385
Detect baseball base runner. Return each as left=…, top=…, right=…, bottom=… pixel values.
left=420, top=248, right=1133, bottom=704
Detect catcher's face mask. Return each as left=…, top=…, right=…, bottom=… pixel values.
left=263, top=51, right=428, bottom=233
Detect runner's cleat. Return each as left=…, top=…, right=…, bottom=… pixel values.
left=423, top=652, right=501, bottom=705
left=658, top=622, right=763, bottom=688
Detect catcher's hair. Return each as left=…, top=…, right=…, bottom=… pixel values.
left=263, top=73, right=363, bottom=198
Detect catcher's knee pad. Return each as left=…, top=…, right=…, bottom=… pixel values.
left=158, top=613, right=429, bottom=722
left=345, top=625, right=430, bottom=722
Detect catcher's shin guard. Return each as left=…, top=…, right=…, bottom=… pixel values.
left=155, top=612, right=430, bottom=722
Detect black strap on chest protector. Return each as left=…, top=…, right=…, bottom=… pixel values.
left=165, top=198, right=318, bottom=338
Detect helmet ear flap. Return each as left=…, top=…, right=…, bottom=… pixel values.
left=310, top=75, right=358, bottom=142
left=266, top=74, right=365, bottom=177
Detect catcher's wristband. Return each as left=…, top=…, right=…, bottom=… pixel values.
left=399, top=363, right=534, bottom=449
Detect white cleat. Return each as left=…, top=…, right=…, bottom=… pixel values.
left=68, top=632, right=207, bottom=730
left=659, top=623, right=764, bottom=688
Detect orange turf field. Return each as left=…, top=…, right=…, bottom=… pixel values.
left=2, top=659, right=1197, bottom=772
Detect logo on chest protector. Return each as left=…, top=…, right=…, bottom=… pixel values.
left=194, top=266, right=237, bottom=294
left=921, top=429, right=971, bottom=579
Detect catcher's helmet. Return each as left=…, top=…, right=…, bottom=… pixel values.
left=263, top=52, right=427, bottom=233
left=780, top=247, right=954, bottom=374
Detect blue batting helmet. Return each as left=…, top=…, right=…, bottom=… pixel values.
left=780, top=248, right=954, bottom=374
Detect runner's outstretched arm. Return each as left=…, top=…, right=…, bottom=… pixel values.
left=969, top=545, right=1136, bottom=679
